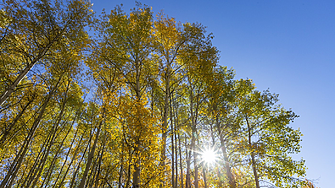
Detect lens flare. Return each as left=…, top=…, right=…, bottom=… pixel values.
left=200, top=147, right=218, bottom=167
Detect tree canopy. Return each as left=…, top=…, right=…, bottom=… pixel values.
left=0, top=1, right=314, bottom=188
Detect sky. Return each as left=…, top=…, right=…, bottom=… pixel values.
left=90, top=1, right=335, bottom=187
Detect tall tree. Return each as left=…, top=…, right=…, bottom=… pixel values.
left=0, top=2, right=312, bottom=188
left=0, top=0, right=92, bottom=107
left=180, top=23, right=218, bottom=188
left=92, top=3, right=162, bottom=187
left=238, top=88, right=306, bottom=188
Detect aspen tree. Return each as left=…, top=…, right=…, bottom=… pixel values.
left=0, top=0, right=92, bottom=107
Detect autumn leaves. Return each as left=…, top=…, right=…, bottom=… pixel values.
left=0, top=1, right=311, bottom=188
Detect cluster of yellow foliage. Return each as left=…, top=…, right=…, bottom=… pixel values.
left=0, top=1, right=313, bottom=188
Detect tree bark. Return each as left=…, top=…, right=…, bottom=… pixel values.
left=178, top=132, right=184, bottom=188
left=0, top=95, right=35, bottom=146
left=0, top=76, right=61, bottom=188
left=160, top=53, right=171, bottom=188
left=203, top=168, right=208, bottom=188
left=0, top=62, right=35, bottom=107
left=246, top=116, right=260, bottom=188
left=69, top=134, right=91, bottom=188
left=170, top=91, right=175, bottom=188
left=78, top=115, right=103, bottom=188
left=215, top=116, right=236, bottom=188
left=41, top=117, right=80, bottom=187
left=185, top=134, right=191, bottom=188
left=30, top=98, right=71, bottom=188
left=56, top=127, right=83, bottom=187
left=132, top=139, right=141, bottom=188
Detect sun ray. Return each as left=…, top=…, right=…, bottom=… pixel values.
left=199, top=146, right=219, bottom=168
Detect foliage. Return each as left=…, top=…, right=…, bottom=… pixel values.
left=0, top=1, right=313, bottom=188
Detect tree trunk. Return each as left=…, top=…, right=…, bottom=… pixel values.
left=118, top=141, right=125, bottom=188
left=203, top=168, right=208, bottom=188
left=132, top=139, right=141, bottom=188
left=78, top=116, right=103, bottom=188
left=160, top=55, right=171, bottom=188
left=189, top=86, right=199, bottom=188
left=94, top=143, right=105, bottom=187
left=178, top=132, right=184, bottom=188
left=185, top=134, right=191, bottom=188
left=22, top=130, right=53, bottom=187
left=174, top=112, right=178, bottom=188
left=0, top=76, right=61, bottom=188
left=56, top=128, right=83, bottom=187
left=216, top=116, right=236, bottom=188
left=30, top=98, right=70, bottom=188
left=69, top=134, right=91, bottom=188
left=0, top=62, right=35, bottom=107
left=41, top=119, right=80, bottom=187
left=0, top=95, right=35, bottom=146
left=170, top=91, right=175, bottom=188
left=246, top=116, right=260, bottom=188
left=0, top=29, right=63, bottom=107
left=210, top=121, right=223, bottom=187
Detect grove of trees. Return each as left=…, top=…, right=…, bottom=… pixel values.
left=0, top=0, right=314, bottom=187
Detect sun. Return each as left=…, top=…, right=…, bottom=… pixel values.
left=200, top=147, right=218, bottom=167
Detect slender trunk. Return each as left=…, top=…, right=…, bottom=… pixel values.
left=41, top=121, right=79, bottom=188
left=118, top=164, right=124, bottom=188
left=94, top=144, right=105, bottom=187
left=56, top=128, right=83, bottom=187
left=0, top=95, right=35, bottom=145
left=174, top=101, right=183, bottom=188
left=246, top=116, right=260, bottom=188
left=88, top=136, right=105, bottom=188
left=87, top=154, right=98, bottom=188
left=118, top=140, right=125, bottom=188
left=15, top=157, right=30, bottom=186
left=210, top=121, right=223, bottom=187
left=191, top=132, right=198, bottom=188
left=30, top=133, right=55, bottom=187
left=78, top=117, right=103, bottom=188
left=203, top=168, right=208, bottom=188
left=0, top=77, right=61, bottom=188
left=22, top=129, right=53, bottom=187
left=0, top=25, right=65, bottom=107
left=190, top=87, right=198, bottom=188
left=160, top=57, right=171, bottom=188
left=69, top=134, right=91, bottom=188
left=170, top=91, right=175, bottom=188
left=185, top=134, right=191, bottom=188
left=2, top=102, right=46, bottom=188
left=132, top=58, right=142, bottom=188
left=216, top=116, right=236, bottom=188
left=174, top=113, right=178, bottom=188
left=0, top=62, right=35, bottom=106
left=125, top=151, right=132, bottom=188
left=30, top=98, right=70, bottom=188
left=178, top=132, right=183, bottom=188
left=133, top=139, right=141, bottom=188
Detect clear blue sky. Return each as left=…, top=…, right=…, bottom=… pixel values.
left=91, top=1, right=335, bottom=187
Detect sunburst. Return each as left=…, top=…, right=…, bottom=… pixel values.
left=199, top=146, right=219, bottom=168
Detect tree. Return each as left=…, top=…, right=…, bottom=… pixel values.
left=237, top=86, right=306, bottom=188
left=90, top=3, right=163, bottom=187
left=0, top=0, right=92, bottom=107
left=0, top=2, right=310, bottom=188
left=204, top=66, right=238, bottom=187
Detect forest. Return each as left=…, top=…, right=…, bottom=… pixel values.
left=0, top=0, right=314, bottom=187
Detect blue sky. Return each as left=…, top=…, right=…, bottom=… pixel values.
left=91, top=1, right=335, bottom=187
